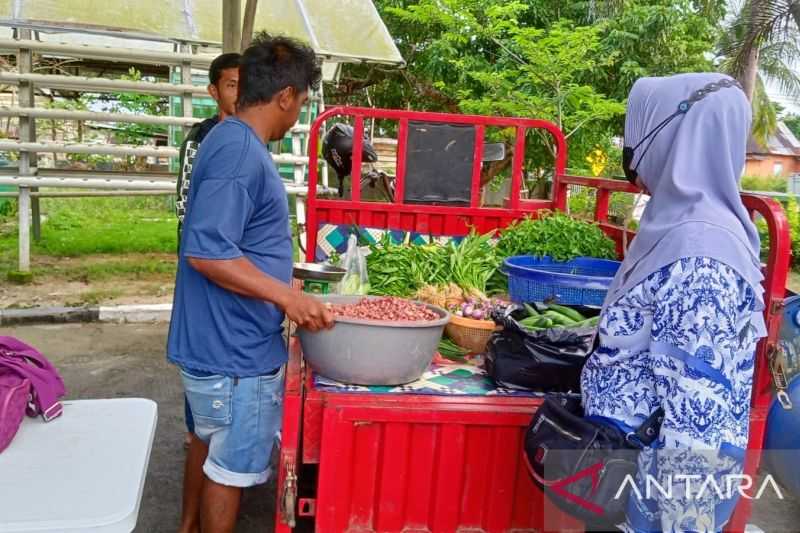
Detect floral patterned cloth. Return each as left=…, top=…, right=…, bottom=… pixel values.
left=581, top=257, right=762, bottom=532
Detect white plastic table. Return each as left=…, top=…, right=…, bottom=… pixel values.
left=0, top=398, right=157, bottom=532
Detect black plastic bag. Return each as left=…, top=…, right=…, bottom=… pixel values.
left=484, top=304, right=599, bottom=393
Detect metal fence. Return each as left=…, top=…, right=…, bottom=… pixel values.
left=0, top=35, right=326, bottom=273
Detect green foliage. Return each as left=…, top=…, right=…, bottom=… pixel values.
left=39, top=196, right=176, bottom=256
left=367, top=214, right=617, bottom=298
left=6, top=270, right=33, bottom=284
left=784, top=114, right=800, bottom=140
left=0, top=196, right=177, bottom=257
left=376, top=2, right=626, bottom=172
left=567, top=186, right=596, bottom=219
left=594, top=0, right=720, bottom=101
left=569, top=187, right=638, bottom=228
left=339, top=0, right=721, bottom=176
left=367, top=238, right=445, bottom=296
left=105, top=68, right=169, bottom=145
left=36, top=97, right=91, bottom=142
left=751, top=77, right=778, bottom=147
left=756, top=195, right=800, bottom=268
left=784, top=195, right=800, bottom=267
left=740, top=175, right=788, bottom=193
left=66, top=153, right=115, bottom=167
left=0, top=194, right=16, bottom=217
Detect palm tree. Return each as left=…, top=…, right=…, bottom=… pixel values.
left=720, top=0, right=800, bottom=144
left=724, top=0, right=800, bottom=100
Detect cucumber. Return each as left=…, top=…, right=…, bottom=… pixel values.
left=548, top=304, right=586, bottom=322
left=520, top=316, right=546, bottom=327
left=523, top=303, right=540, bottom=318
left=521, top=316, right=552, bottom=329
left=572, top=316, right=600, bottom=328
left=544, top=311, right=576, bottom=326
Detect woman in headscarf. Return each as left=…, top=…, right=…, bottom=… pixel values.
left=580, top=73, right=765, bottom=532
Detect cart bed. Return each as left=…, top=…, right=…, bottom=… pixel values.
left=275, top=107, right=791, bottom=533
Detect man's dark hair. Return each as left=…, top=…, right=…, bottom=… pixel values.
left=237, top=33, right=322, bottom=109
left=209, top=52, right=241, bottom=86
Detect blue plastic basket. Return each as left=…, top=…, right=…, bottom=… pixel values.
left=503, top=256, right=621, bottom=306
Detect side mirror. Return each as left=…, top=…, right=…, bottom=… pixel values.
left=482, top=142, right=506, bottom=162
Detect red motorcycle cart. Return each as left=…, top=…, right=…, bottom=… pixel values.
left=275, top=107, right=791, bottom=533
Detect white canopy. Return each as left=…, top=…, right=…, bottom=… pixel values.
left=0, top=0, right=404, bottom=65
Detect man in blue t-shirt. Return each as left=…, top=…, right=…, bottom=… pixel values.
left=176, top=51, right=240, bottom=447
left=168, top=34, right=333, bottom=533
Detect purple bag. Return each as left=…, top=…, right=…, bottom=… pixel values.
left=0, top=336, right=66, bottom=453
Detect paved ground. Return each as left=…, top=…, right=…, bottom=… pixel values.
left=6, top=323, right=275, bottom=533
left=6, top=322, right=800, bottom=532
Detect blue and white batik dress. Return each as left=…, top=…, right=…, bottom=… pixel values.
left=581, top=257, right=762, bottom=533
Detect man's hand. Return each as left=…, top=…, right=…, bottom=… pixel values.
left=284, top=293, right=335, bottom=332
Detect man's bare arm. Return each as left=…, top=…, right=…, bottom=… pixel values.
left=187, top=256, right=334, bottom=331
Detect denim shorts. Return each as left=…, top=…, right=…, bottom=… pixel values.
left=180, top=365, right=285, bottom=487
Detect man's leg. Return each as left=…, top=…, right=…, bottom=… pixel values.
left=200, top=479, right=243, bottom=533
left=190, top=366, right=284, bottom=532
left=179, top=434, right=208, bottom=533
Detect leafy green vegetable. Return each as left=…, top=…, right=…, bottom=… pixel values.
left=366, top=236, right=450, bottom=296
left=448, top=232, right=501, bottom=295
left=367, top=212, right=618, bottom=297
left=488, top=211, right=618, bottom=293
left=496, top=211, right=617, bottom=262
left=366, top=232, right=499, bottom=297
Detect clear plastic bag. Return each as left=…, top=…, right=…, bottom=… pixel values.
left=340, top=234, right=370, bottom=295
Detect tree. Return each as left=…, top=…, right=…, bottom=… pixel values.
left=593, top=1, right=722, bottom=101
left=719, top=1, right=800, bottom=143
left=107, top=68, right=168, bottom=145
left=785, top=113, right=800, bottom=138
left=378, top=1, right=625, bottom=181
left=723, top=0, right=800, bottom=101
left=82, top=68, right=168, bottom=170
left=332, top=0, right=722, bottom=179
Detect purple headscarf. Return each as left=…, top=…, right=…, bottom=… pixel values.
left=603, top=73, right=765, bottom=334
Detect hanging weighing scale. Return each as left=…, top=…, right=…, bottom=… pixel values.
left=292, top=263, right=346, bottom=294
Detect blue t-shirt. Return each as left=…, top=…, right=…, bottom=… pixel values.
left=167, top=118, right=292, bottom=377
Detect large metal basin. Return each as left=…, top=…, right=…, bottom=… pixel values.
left=297, top=295, right=450, bottom=386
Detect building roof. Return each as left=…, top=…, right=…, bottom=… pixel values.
left=0, top=0, right=403, bottom=65
left=747, top=121, right=800, bottom=157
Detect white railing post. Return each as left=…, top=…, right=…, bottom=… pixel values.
left=180, top=43, right=194, bottom=135
left=17, top=186, right=30, bottom=273
left=16, top=28, right=36, bottom=270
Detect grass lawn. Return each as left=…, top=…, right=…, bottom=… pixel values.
left=0, top=195, right=177, bottom=262
left=0, top=196, right=179, bottom=307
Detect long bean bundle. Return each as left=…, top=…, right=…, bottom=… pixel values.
left=367, top=232, right=499, bottom=297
